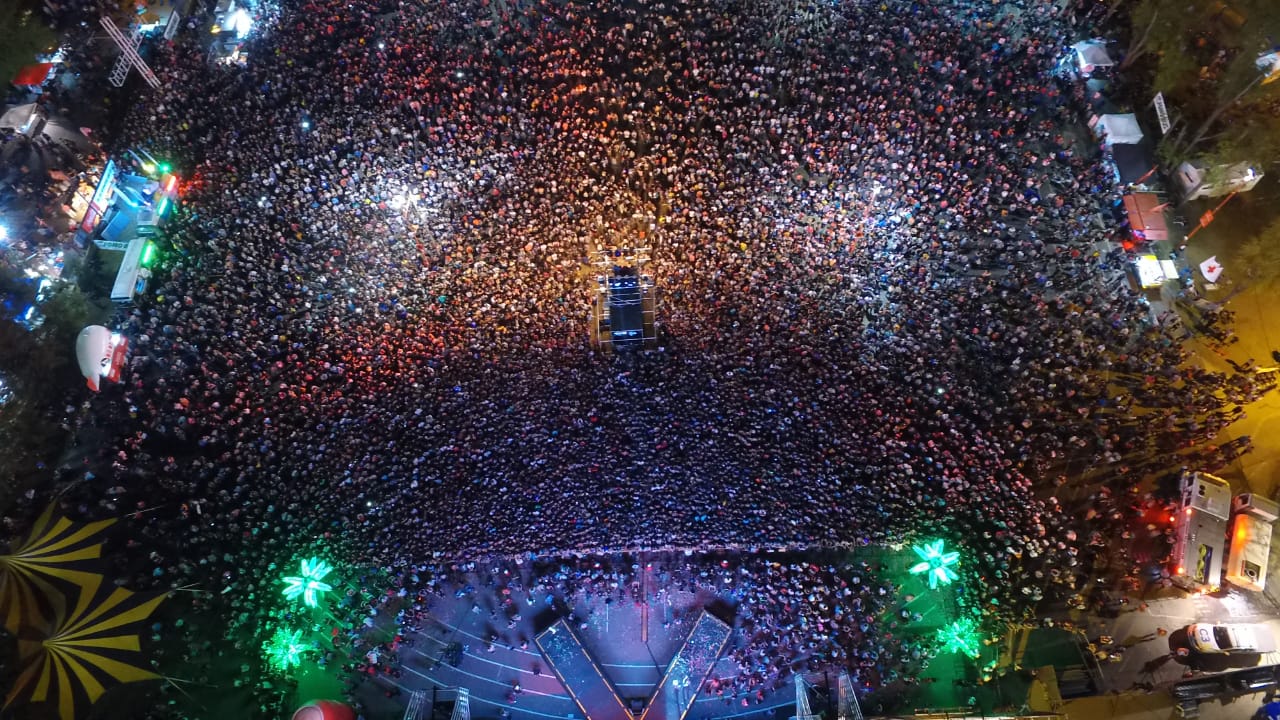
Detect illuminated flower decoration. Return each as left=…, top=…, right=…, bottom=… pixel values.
left=281, top=557, right=333, bottom=607
left=909, top=539, right=959, bottom=589
left=937, top=617, right=981, bottom=657
left=264, top=627, right=308, bottom=672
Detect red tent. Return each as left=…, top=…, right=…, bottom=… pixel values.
left=11, top=63, right=54, bottom=87
left=1122, top=192, right=1170, bottom=244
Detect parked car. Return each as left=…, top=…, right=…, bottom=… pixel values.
left=1187, top=623, right=1277, bottom=654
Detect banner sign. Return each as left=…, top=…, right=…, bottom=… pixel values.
left=1153, top=92, right=1171, bottom=135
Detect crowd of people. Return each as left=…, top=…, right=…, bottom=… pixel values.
left=2, top=0, right=1270, bottom=714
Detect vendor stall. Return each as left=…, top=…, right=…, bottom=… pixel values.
left=1070, top=41, right=1114, bottom=76
left=1093, top=113, right=1143, bottom=145
left=1132, top=254, right=1180, bottom=289
left=1121, top=192, right=1170, bottom=244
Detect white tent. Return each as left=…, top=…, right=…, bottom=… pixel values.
left=1072, top=41, right=1114, bottom=71
left=1199, top=256, right=1224, bottom=283
left=1095, top=113, right=1144, bottom=145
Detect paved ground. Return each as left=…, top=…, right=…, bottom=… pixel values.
left=1082, top=591, right=1280, bottom=694
left=1064, top=689, right=1278, bottom=720
left=1180, top=175, right=1280, bottom=505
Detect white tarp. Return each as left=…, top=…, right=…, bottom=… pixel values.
left=0, top=104, right=97, bottom=152
left=1072, top=41, right=1114, bottom=69
left=0, top=104, right=41, bottom=133
left=1096, top=113, right=1144, bottom=145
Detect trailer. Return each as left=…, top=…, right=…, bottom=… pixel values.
left=1172, top=471, right=1231, bottom=591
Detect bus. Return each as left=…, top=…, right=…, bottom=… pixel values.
left=1172, top=471, right=1231, bottom=591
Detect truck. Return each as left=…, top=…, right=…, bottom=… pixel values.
left=1172, top=471, right=1231, bottom=591
left=1225, top=493, right=1278, bottom=592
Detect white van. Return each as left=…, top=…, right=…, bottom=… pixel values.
left=1187, top=623, right=1277, bottom=654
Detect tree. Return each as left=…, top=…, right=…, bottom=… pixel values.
left=1130, top=0, right=1280, bottom=166
left=0, top=1, right=57, bottom=88
left=1234, top=217, right=1280, bottom=285
left=1120, top=0, right=1180, bottom=71
left=0, top=275, right=106, bottom=508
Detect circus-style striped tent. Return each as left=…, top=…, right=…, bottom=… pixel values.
left=0, top=504, right=115, bottom=634
left=0, top=505, right=164, bottom=720
left=4, top=574, right=165, bottom=720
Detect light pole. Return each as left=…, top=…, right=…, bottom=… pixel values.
left=1185, top=191, right=1238, bottom=241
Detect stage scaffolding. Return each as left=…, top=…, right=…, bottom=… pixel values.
left=590, top=246, right=658, bottom=350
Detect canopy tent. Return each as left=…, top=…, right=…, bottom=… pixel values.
left=1071, top=41, right=1114, bottom=71
left=1199, top=256, right=1225, bottom=283
left=1132, top=254, right=1179, bottom=289
left=1110, top=143, right=1157, bottom=186
left=1121, top=192, right=1170, bottom=243
left=0, top=504, right=115, bottom=634
left=1094, top=113, right=1144, bottom=145
left=5, top=575, right=164, bottom=720
left=11, top=63, right=55, bottom=87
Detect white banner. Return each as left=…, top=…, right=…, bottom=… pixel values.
left=164, top=11, right=181, bottom=41
left=1153, top=92, right=1171, bottom=135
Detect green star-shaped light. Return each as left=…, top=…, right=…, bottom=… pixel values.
left=281, top=557, right=334, bottom=607
left=909, top=539, right=959, bottom=589
left=938, top=617, right=981, bottom=657
left=264, top=627, right=308, bottom=671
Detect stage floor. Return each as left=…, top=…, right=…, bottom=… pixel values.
left=381, top=562, right=794, bottom=720
left=639, top=610, right=733, bottom=720
left=537, top=619, right=633, bottom=720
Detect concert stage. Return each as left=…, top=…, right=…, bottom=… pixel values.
left=536, top=619, right=633, bottom=720
left=639, top=611, right=732, bottom=720
left=535, top=611, right=731, bottom=720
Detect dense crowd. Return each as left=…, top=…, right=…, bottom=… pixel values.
left=3, top=0, right=1269, bottom=713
